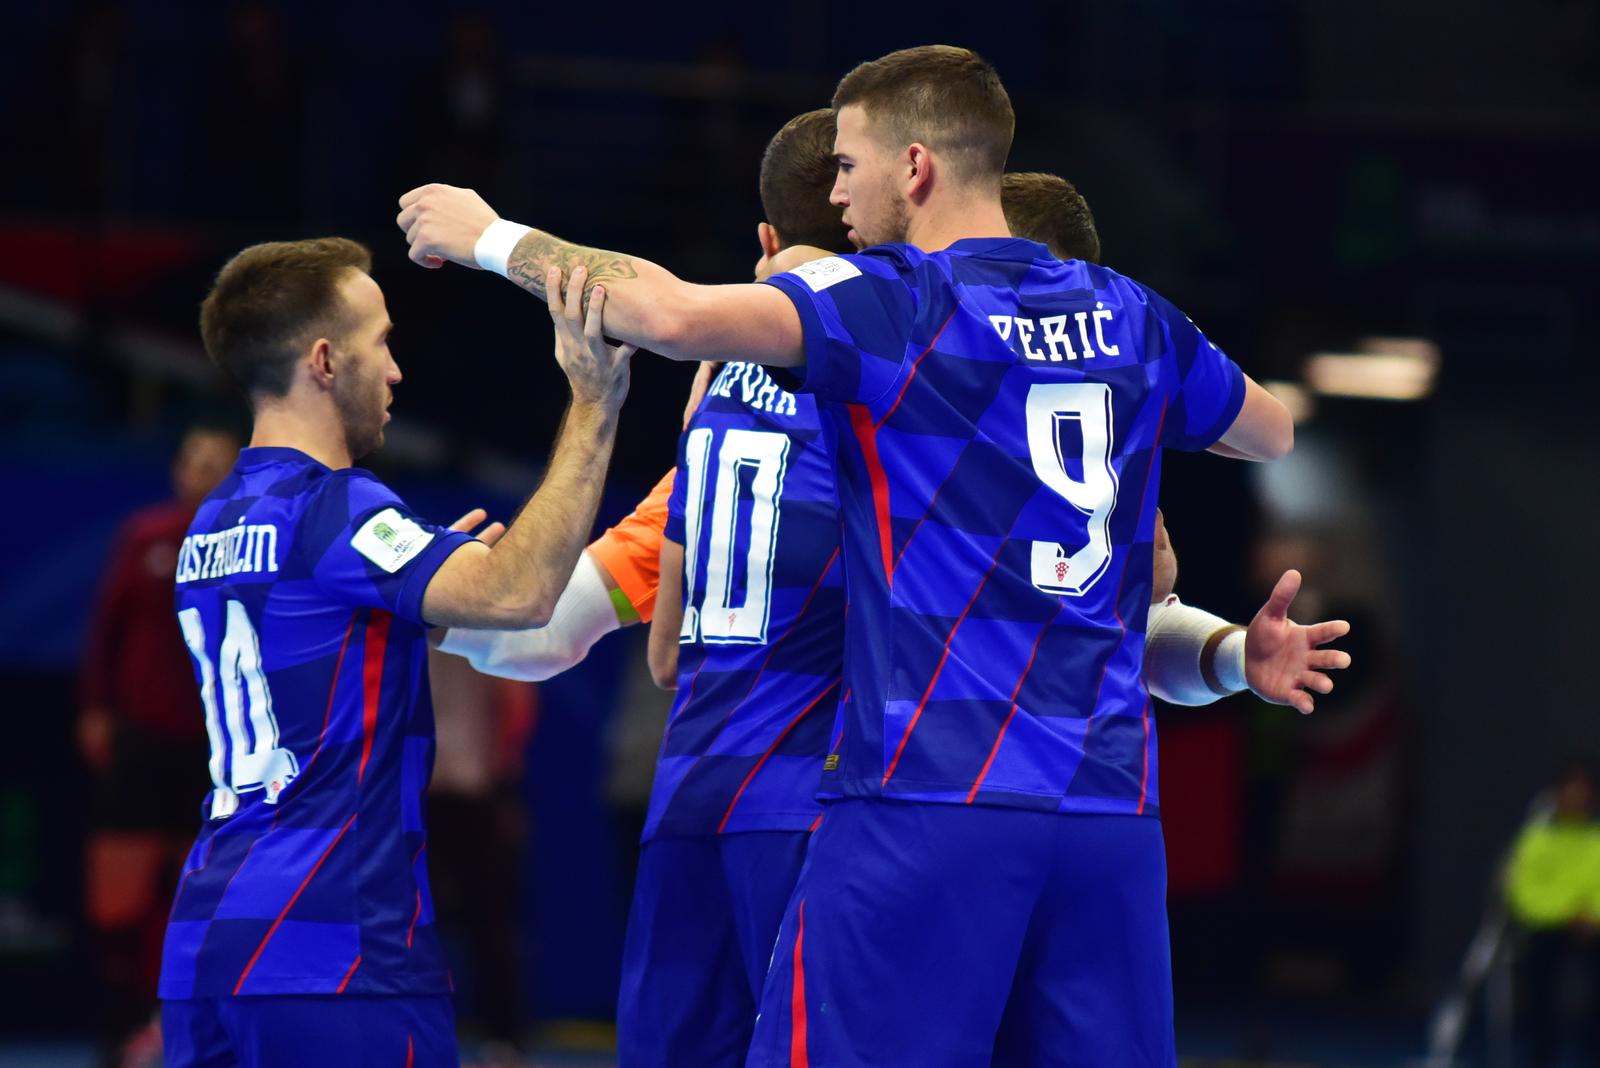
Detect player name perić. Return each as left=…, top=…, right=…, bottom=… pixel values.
left=989, top=303, right=1121, bottom=363
left=176, top=519, right=281, bottom=583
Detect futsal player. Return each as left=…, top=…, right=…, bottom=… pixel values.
left=397, top=44, right=1326, bottom=1060
left=158, top=238, right=630, bottom=1068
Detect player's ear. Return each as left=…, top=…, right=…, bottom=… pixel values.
left=306, top=337, right=336, bottom=389
left=757, top=222, right=782, bottom=260
left=906, top=144, right=934, bottom=202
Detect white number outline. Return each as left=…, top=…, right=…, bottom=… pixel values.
left=178, top=600, right=299, bottom=818
left=679, top=428, right=791, bottom=645
left=1025, top=382, right=1120, bottom=596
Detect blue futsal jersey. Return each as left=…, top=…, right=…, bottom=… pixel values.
left=159, top=447, right=471, bottom=998
left=764, top=239, right=1246, bottom=817
left=644, top=361, right=845, bottom=841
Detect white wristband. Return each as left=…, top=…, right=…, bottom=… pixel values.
left=473, top=219, right=533, bottom=278
left=1214, top=628, right=1247, bottom=693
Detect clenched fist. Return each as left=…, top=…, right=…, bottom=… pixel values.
left=396, top=184, right=499, bottom=269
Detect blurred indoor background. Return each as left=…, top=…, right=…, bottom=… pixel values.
left=1, top=2, right=1598, bottom=1066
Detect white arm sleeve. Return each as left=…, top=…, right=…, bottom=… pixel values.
left=434, top=552, right=622, bottom=681
left=1142, top=595, right=1248, bottom=706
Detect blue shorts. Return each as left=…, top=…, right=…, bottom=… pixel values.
left=161, top=994, right=458, bottom=1068
left=745, top=801, right=1175, bottom=1068
left=619, top=831, right=812, bottom=1068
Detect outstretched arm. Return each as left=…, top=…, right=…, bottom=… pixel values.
left=433, top=551, right=631, bottom=681
left=1144, top=570, right=1351, bottom=714
left=397, top=184, right=803, bottom=366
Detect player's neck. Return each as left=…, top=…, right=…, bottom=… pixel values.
left=905, top=197, right=1011, bottom=254
left=248, top=402, right=353, bottom=471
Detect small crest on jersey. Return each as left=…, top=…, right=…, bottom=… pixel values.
left=824, top=754, right=840, bottom=772
left=787, top=256, right=861, bottom=292
left=352, top=507, right=435, bottom=573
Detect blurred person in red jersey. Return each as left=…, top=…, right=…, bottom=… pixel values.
left=77, top=425, right=240, bottom=1063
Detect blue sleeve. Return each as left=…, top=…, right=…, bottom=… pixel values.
left=762, top=252, right=918, bottom=406
left=306, top=472, right=472, bottom=626
left=1146, top=290, right=1247, bottom=452
left=664, top=431, right=689, bottom=545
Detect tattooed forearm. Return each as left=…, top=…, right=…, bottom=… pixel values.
left=505, top=231, right=639, bottom=305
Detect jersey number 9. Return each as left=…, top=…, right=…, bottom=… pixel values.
left=1026, top=382, right=1119, bottom=596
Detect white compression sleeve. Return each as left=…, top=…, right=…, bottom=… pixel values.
left=1142, top=596, right=1248, bottom=706
left=434, top=552, right=622, bottom=681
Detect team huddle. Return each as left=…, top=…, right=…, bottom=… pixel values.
left=161, top=45, right=1351, bottom=1068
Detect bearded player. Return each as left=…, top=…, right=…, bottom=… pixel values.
left=409, top=79, right=1337, bottom=1061
left=159, top=239, right=629, bottom=1068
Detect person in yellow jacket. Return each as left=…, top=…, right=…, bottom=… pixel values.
left=1506, top=759, right=1600, bottom=1067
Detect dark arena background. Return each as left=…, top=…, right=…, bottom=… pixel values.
left=2, top=3, right=1598, bottom=1066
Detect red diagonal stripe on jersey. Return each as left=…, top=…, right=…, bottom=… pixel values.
left=877, top=309, right=957, bottom=429
left=406, top=842, right=427, bottom=948
left=335, top=954, right=362, bottom=994
left=967, top=605, right=1062, bottom=803
left=882, top=540, right=1008, bottom=787
left=717, top=679, right=841, bottom=834
left=1076, top=397, right=1166, bottom=796
left=847, top=405, right=894, bottom=585
left=233, top=813, right=357, bottom=995
left=299, top=610, right=360, bottom=781
left=358, top=611, right=392, bottom=784
left=666, top=548, right=841, bottom=798
left=407, top=890, right=422, bottom=949
left=790, top=897, right=809, bottom=1068
left=405, top=1034, right=414, bottom=1068
left=1136, top=697, right=1154, bottom=814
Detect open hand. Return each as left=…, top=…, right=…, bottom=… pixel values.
left=397, top=184, right=498, bottom=269
left=548, top=266, right=634, bottom=412
left=1245, top=569, right=1352, bottom=714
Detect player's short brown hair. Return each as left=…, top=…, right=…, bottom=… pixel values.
left=760, top=109, right=853, bottom=254
left=199, top=237, right=372, bottom=400
left=1002, top=173, right=1101, bottom=263
left=832, top=45, right=1014, bottom=186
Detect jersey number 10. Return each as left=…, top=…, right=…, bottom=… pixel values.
left=177, top=601, right=299, bottom=819
left=677, top=427, right=791, bottom=645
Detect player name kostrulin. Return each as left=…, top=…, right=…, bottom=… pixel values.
left=175, top=518, right=280, bottom=583
left=990, top=302, right=1121, bottom=363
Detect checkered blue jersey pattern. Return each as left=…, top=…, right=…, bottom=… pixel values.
left=159, top=447, right=471, bottom=998
left=763, top=238, right=1246, bottom=816
left=647, top=362, right=844, bottom=841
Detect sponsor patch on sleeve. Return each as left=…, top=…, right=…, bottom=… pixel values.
left=351, top=507, right=436, bottom=573
left=787, top=256, right=862, bottom=293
